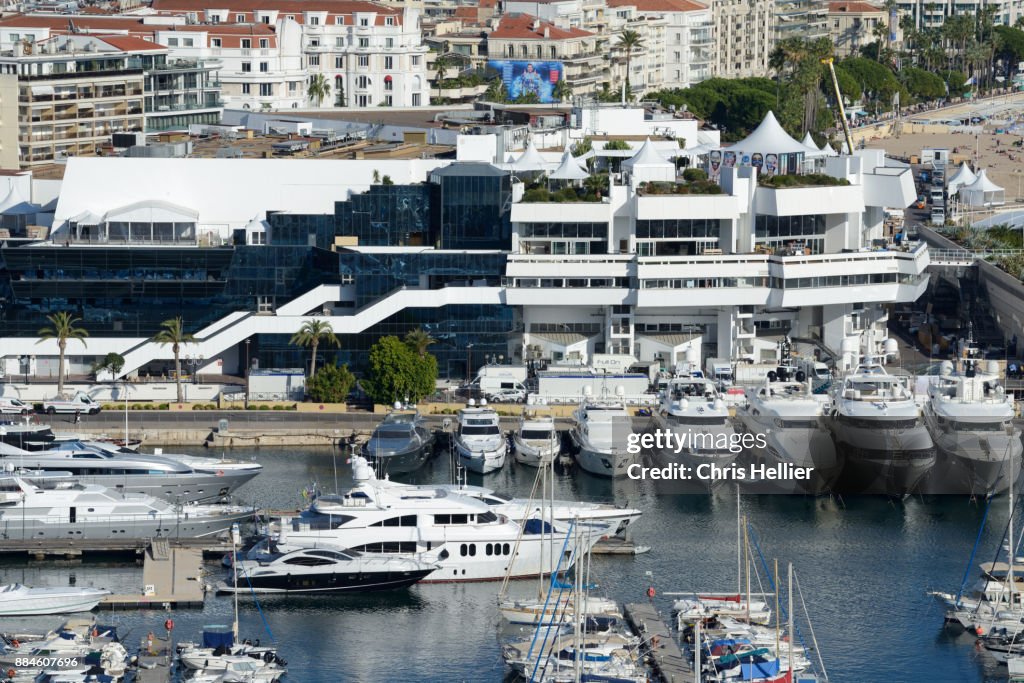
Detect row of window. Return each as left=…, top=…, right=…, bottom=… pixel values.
left=754, top=214, right=827, bottom=238
left=459, top=543, right=513, bottom=557
left=636, top=219, right=721, bottom=239
left=209, top=13, right=392, bottom=26
left=511, top=277, right=632, bottom=288
left=518, top=222, right=606, bottom=239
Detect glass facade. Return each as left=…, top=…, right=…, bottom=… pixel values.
left=336, top=184, right=433, bottom=247
left=430, top=164, right=512, bottom=250
left=754, top=214, right=826, bottom=253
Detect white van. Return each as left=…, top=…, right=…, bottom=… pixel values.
left=0, top=397, right=33, bottom=415
left=930, top=206, right=946, bottom=226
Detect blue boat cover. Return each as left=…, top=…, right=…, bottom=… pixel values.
left=523, top=519, right=555, bottom=534
left=202, top=627, right=234, bottom=650
left=741, top=658, right=781, bottom=680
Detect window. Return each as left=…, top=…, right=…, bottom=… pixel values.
left=283, top=555, right=335, bottom=566
left=259, top=62, right=269, bottom=72
left=309, top=55, right=320, bottom=66
left=183, top=38, right=194, bottom=47
left=435, top=514, right=470, bottom=525
left=9, top=33, right=17, bottom=42
left=359, top=37, right=369, bottom=48
left=385, top=37, right=394, bottom=48
left=521, top=45, right=528, bottom=57
left=360, top=17, right=369, bottom=26
left=289, top=81, right=298, bottom=92
left=235, top=14, right=245, bottom=22
left=287, top=15, right=294, bottom=20
left=384, top=56, right=393, bottom=70
left=309, top=15, right=320, bottom=25
left=242, top=83, right=251, bottom=94
left=358, top=55, right=369, bottom=67
left=211, top=38, right=222, bottom=47
left=384, top=95, right=393, bottom=106
left=241, top=62, right=252, bottom=72
left=210, top=14, right=220, bottom=23
left=369, top=515, right=417, bottom=527
left=386, top=16, right=395, bottom=25
left=335, top=37, right=345, bottom=48
left=357, top=75, right=370, bottom=88
left=167, top=38, right=178, bottom=46
left=335, top=56, right=344, bottom=69
left=351, top=542, right=416, bottom=553
left=241, top=38, right=251, bottom=49
left=262, top=15, right=271, bottom=23
left=459, top=543, right=477, bottom=557
left=335, top=16, right=345, bottom=25
left=412, top=93, right=421, bottom=106
left=260, top=83, right=272, bottom=96
left=384, top=76, right=393, bottom=91
left=260, top=38, right=269, bottom=48
left=412, top=56, right=421, bottom=66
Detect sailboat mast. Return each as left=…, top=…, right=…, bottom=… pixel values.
left=231, top=523, right=240, bottom=641
left=1011, top=453, right=1016, bottom=603
left=744, top=520, right=751, bottom=624
left=775, top=559, right=780, bottom=658
left=788, top=562, right=794, bottom=679
left=737, top=489, right=742, bottom=597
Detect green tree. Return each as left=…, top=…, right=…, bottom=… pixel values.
left=403, top=328, right=437, bottom=357
left=305, top=363, right=356, bottom=403
left=92, top=352, right=125, bottom=379
left=616, top=29, right=645, bottom=98
left=943, top=14, right=975, bottom=72
left=484, top=77, right=509, bottom=103
left=553, top=78, right=574, bottom=103
left=151, top=317, right=194, bottom=403
left=366, top=336, right=438, bottom=405
left=307, top=73, right=331, bottom=107
left=515, top=91, right=541, bottom=104
left=583, top=172, right=610, bottom=198
left=290, top=319, right=340, bottom=378
left=603, top=139, right=632, bottom=151
left=37, top=312, right=88, bottom=396
left=434, top=55, right=450, bottom=102
left=900, top=66, right=946, bottom=99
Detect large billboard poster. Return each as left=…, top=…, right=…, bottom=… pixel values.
left=487, top=60, right=563, bottom=103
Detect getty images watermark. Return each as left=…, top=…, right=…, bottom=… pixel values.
left=623, top=429, right=816, bottom=484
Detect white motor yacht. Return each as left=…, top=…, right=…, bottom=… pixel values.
left=735, top=378, right=840, bottom=494
left=0, top=583, right=110, bottom=616
left=454, top=400, right=507, bottom=474
left=827, top=360, right=935, bottom=495
left=569, top=401, right=636, bottom=477
left=512, top=410, right=560, bottom=467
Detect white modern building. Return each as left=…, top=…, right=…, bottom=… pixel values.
left=0, top=110, right=926, bottom=384
left=608, top=0, right=714, bottom=89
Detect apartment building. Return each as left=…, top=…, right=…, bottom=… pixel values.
left=486, top=14, right=606, bottom=99
left=150, top=0, right=432, bottom=108
left=605, top=6, right=667, bottom=97
left=774, top=0, right=829, bottom=45
left=713, top=0, right=774, bottom=78
left=608, top=0, right=713, bottom=89
left=0, top=34, right=148, bottom=168
left=895, top=0, right=1021, bottom=30
left=828, top=1, right=887, bottom=57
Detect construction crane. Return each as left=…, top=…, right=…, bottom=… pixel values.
left=821, top=57, right=855, bottom=156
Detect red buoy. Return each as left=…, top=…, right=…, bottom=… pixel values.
left=646, top=586, right=656, bottom=599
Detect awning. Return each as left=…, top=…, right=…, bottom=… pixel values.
left=30, top=85, right=55, bottom=97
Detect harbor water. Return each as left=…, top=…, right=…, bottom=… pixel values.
left=0, top=446, right=1014, bottom=682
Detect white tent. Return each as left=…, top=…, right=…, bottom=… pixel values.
left=947, top=162, right=977, bottom=195
left=729, top=111, right=811, bottom=157
left=510, top=140, right=549, bottom=172
left=959, top=169, right=1005, bottom=207
left=801, top=132, right=827, bottom=158
left=0, top=184, right=40, bottom=215
left=820, top=140, right=838, bottom=157
left=622, top=138, right=675, bottom=183
left=549, top=150, right=589, bottom=181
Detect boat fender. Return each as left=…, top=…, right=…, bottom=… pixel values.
left=652, top=635, right=660, bottom=649
left=646, top=586, right=656, bottom=599
left=10, top=640, right=17, bottom=648
left=164, top=619, right=174, bottom=632
left=975, top=626, right=985, bottom=636
left=7, top=668, right=15, bottom=679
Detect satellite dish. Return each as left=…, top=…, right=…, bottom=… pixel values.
left=468, top=398, right=476, bottom=406
left=583, top=385, right=593, bottom=397
left=940, top=361, right=954, bottom=376
left=685, top=348, right=698, bottom=363
left=480, top=398, right=488, bottom=406
left=713, top=398, right=725, bottom=410
left=614, top=385, right=625, bottom=397
left=987, top=360, right=1000, bottom=375
left=679, top=399, right=689, bottom=411
left=393, top=401, right=402, bottom=411
left=883, top=338, right=899, bottom=355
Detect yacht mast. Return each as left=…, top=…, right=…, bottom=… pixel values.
left=1010, top=452, right=1015, bottom=604
left=737, top=489, right=742, bottom=596
left=231, top=523, right=240, bottom=641
left=788, top=562, right=794, bottom=679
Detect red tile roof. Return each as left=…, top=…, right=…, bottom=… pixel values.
left=607, top=0, right=708, bottom=11
left=0, top=14, right=149, bottom=30
left=96, top=34, right=166, bottom=51
left=489, top=13, right=592, bottom=40
left=151, top=0, right=400, bottom=16
left=828, top=1, right=884, bottom=12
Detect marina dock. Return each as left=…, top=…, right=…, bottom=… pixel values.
left=624, top=602, right=692, bottom=683
left=0, top=536, right=231, bottom=559
left=98, top=540, right=207, bottom=609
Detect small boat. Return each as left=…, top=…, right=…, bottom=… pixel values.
left=512, top=409, right=560, bottom=467
left=220, top=547, right=437, bottom=593
left=0, top=583, right=110, bottom=616
left=454, top=400, right=507, bottom=474
left=361, top=409, right=436, bottom=475
left=186, top=655, right=286, bottom=682
left=176, top=627, right=283, bottom=672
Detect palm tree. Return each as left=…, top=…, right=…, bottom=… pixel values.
left=152, top=317, right=195, bottom=403
left=434, top=55, right=450, bottom=102
left=290, top=319, right=340, bottom=378
left=404, top=328, right=436, bottom=357
left=307, top=73, right=331, bottom=108
left=616, top=29, right=645, bottom=98
left=37, top=312, right=88, bottom=396
left=484, top=77, right=508, bottom=103
left=553, top=78, right=574, bottom=103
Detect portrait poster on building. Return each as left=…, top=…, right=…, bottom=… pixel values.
left=487, top=60, right=563, bottom=103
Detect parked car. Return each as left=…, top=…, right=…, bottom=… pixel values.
left=486, top=388, right=526, bottom=403
left=43, top=392, right=101, bottom=415
left=0, top=397, right=32, bottom=415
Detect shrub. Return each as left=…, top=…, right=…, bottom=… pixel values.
left=192, top=404, right=204, bottom=410
left=682, top=168, right=708, bottom=182
left=760, top=173, right=850, bottom=188
left=272, top=405, right=284, bottom=410
left=158, top=403, right=169, bottom=410
left=258, top=404, right=270, bottom=410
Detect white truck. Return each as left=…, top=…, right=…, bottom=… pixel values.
left=468, top=364, right=528, bottom=396
left=0, top=397, right=33, bottom=415
left=534, top=366, right=652, bottom=403
left=43, top=392, right=102, bottom=415
left=704, top=358, right=734, bottom=390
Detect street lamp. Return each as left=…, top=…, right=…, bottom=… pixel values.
left=244, top=340, right=251, bottom=409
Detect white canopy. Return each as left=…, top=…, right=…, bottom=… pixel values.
left=947, top=162, right=977, bottom=194
left=549, top=150, right=589, bottom=181
left=728, top=111, right=810, bottom=156
left=0, top=184, right=40, bottom=215
left=801, top=132, right=827, bottom=158
left=622, top=138, right=675, bottom=183
left=103, top=199, right=200, bottom=224
left=959, top=169, right=1005, bottom=207
left=510, top=141, right=548, bottom=172
left=69, top=210, right=103, bottom=225
left=820, top=139, right=838, bottom=157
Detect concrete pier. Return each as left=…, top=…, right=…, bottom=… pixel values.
left=99, top=541, right=207, bottom=609
left=624, top=602, right=693, bottom=683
